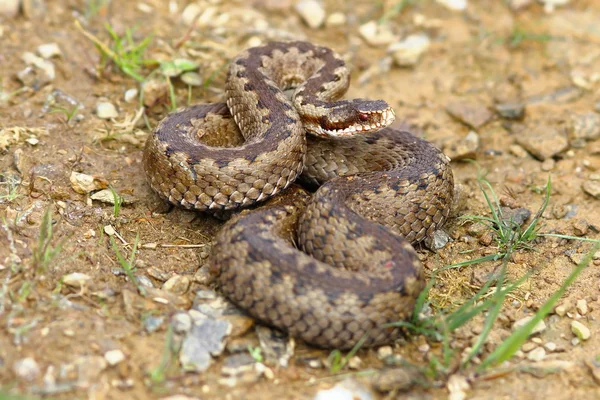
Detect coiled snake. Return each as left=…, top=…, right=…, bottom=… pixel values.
left=143, top=41, right=454, bottom=349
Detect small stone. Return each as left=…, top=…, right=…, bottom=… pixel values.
left=13, top=358, right=40, bottom=382
left=435, top=0, right=467, bottom=11
left=0, top=0, right=20, bottom=17
left=294, top=0, right=326, bottom=29
left=577, top=299, right=589, bottom=315
left=371, top=367, right=416, bottom=393
left=124, top=88, right=138, bottom=103
left=21, top=52, right=55, bottom=84
left=515, top=126, right=569, bottom=161
left=180, top=318, right=231, bottom=372
left=70, top=172, right=108, bottom=194
left=181, top=72, right=203, bottom=86
left=377, top=346, right=393, bottom=360
left=63, top=272, right=92, bottom=289
left=555, top=305, right=567, bottom=316
left=527, top=347, right=546, bottom=362
left=104, top=225, right=116, bottom=236
left=359, top=21, right=399, bottom=46
left=388, top=33, right=430, bottom=67
left=541, top=159, right=555, bottom=171
left=583, top=180, right=600, bottom=199
left=544, top=342, right=557, bottom=352
left=495, top=102, right=525, bottom=120
left=25, top=137, right=39, bottom=145
left=501, top=207, right=531, bottom=227
left=91, top=189, right=134, bottom=205
left=256, top=326, right=295, bottom=368
left=573, top=219, right=589, bottom=236
left=541, top=0, right=569, bottom=13
left=428, top=229, right=450, bottom=250
left=222, top=314, right=255, bottom=338
left=95, top=101, right=118, bottom=119
left=171, top=312, right=193, bottom=334
left=521, top=342, right=537, bottom=352
left=509, top=144, right=529, bottom=158
left=326, top=12, right=346, bottom=27
left=513, top=316, right=546, bottom=335
left=181, top=3, right=201, bottom=25
left=443, top=130, right=480, bottom=160
left=37, top=43, right=62, bottom=59
left=144, top=315, right=165, bottom=333
left=571, top=321, right=591, bottom=341
left=569, top=113, right=600, bottom=148
left=162, top=275, right=191, bottom=295
left=446, top=102, right=492, bottom=130
left=447, top=374, right=470, bottom=400
left=347, top=356, right=362, bottom=370
left=314, top=378, right=374, bottom=400
left=75, top=355, right=107, bottom=387
left=104, top=349, right=125, bottom=366
left=135, top=275, right=154, bottom=288
left=142, top=79, right=169, bottom=108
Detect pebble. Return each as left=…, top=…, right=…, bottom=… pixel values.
left=70, top=171, right=108, bottom=194
left=124, top=88, right=138, bottom=103
left=20, top=52, right=55, bottom=85
left=90, top=189, right=134, bottom=205
left=294, top=0, right=326, bottom=29
left=512, top=316, right=546, bottom=335
left=219, top=353, right=265, bottom=387
left=179, top=318, right=231, bottom=372
left=347, top=356, right=363, bottom=370
left=571, top=320, right=591, bottom=340
left=142, top=79, right=169, bottom=107
left=371, top=367, right=416, bottom=393
left=501, top=207, right=531, bottom=227
left=135, top=275, right=154, bottom=288
left=582, top=180, right=600, bottom=199
left=555, top=304, right=568, bottom=316
left=576, top=299, right=589, bottom=315
left=388, top=33, right=430, bottom=67
left=521, top=342, right=537, bottom=352
left=572, top=219, right=589, bottom=236
left=544, top=342, right=557, bottom=352
left=95, top=101, right=118, bottom=119
left=171, top=312, right=193, bottom=334
left=37, top=43, right=62, bottom=59
left=443, top=130, right=480, bottom=160
left=435, top=0, right=467, bottom=11
left=541, top=0, right=569, bottom=13
left=144, top=315, right=165, bottom=333
left=359, top=21, right=399, bottom=46
left=507, top=0, right=533, bottom=11
left=314, top=379, right=374, bottom=400
left=445, top=102, right=492, bottom=130
left=569, top=113, right=600, bottom=148
left=428, top=229, right=450, bottom=250
left=162, top=274, right=191, bottom=295
left=13, top=357, right=41, bottom=381
left=447, top=374, right=470, bottom=400
left=527, top=347, right=546, bottom=361
left=256, top=326, right=295, bottom=367
left=62, top=272, right=92, bottom=289
left=222, top=314, right=255, bottom=338
left=495, top=102, right=525, bottom=120
left=515, top=126, right=568, bottom=161
left=0, top=0, right=20, bottom=17
left=326, top=12, right=346, bottom=27
left=104, top=349, right=125, bottom=366
left=541, top=159, right=555, bottom=171
left=181, top=72, right=203, bottom=86
left=377, top=346, right=393, bottom=360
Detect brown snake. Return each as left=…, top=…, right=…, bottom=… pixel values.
left=143, top=41, right=454, bottom=349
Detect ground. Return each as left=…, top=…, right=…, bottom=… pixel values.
left=1, top=0, right=600, bottom=399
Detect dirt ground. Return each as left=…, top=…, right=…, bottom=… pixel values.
left=1, top=0, right=600, bottom=399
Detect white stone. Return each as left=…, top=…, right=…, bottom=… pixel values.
left=124, top=88, right=138, bottom=103
left=37, top=43, right=62, bottom=59
left=512, top=316, right=546, bottom=335
left=571, top=320, right=591, bottom=340
left=359, top=21, right=399, bottom=46
left=526, top=347, right=546, bottom=361
left=104, top=349, right=126, bottom=366
left=95, top=102, right=118, bottom=119
left=295, top=0, right=326, bottom=29
left=388, top=33, right=431, bottom=67
left=63, top=272, right=92, bottom=288
left=326, top=12, right=346, bottom=27
left=576, top=299, right=588, bottom=315
left=436, top=0, right=467, bottom=11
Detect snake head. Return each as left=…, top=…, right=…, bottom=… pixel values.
left=311, top=99, right=396, bottom=138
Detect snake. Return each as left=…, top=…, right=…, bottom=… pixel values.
left=143, top=41, right=454, bottom=349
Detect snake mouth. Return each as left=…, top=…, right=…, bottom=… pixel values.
left=320, top=108, right=396, bottom=137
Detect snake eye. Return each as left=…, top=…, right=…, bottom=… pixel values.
left=358, top=113, right=369, bottom=122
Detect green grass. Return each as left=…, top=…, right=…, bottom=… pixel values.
left=507, top=27, right=553, bottom=48
left=0, top=174, right=22, bottom=203
left=48, top=104, right=80, bottom=124
left=109, top=187, right=123, bottom=217
left=325, top=169, right=598, bottom=381
left=32, top=208, right=66, bottom=274
left=248, top=345, right=264, bottom=363
left=146, top=326, right=176, bottom=386
left=110, top=233, right=145, bottom=295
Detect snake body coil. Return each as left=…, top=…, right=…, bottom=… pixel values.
left=143, top=41, right=454, bottom=349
